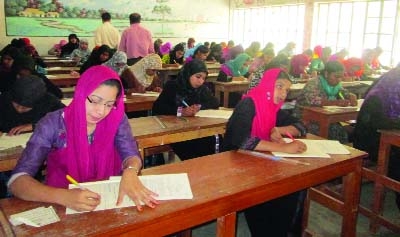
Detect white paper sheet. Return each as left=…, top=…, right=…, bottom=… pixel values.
left=66, top=173, right=193, bottom=214
left=195, top=109, right=233, bottom=119
left=9, top=206, right=60, bottom=227
left=272, top=139, right=350, bottom=158
left=0, top=133, right=32, bottom=150
left=131, top=92, right=160, bottom=97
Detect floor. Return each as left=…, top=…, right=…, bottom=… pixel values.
left=155, top=154, right=400, bottom=237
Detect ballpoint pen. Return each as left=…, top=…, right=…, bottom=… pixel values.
left=181, top=100, right=189, bottom=107
left=338, top=91, right=345, bottom=100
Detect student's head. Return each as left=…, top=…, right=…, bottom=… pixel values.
left=68, top=34, right=79, bottom=44
left=129, top=13, right=141, bottom=24
left=245, top=68, right=290, bottom=107
left=262, top=47, right=275, bottom=64
left=178, top=59, right=208, bottom=90
left=172, top=43, right=185, bottom=59
left=129, top=54, right=162, bottom=87
left=11, top=75, right=46, bottom=113
left=79, top=38, right=89, bottom=50
left=69, top=65, right=123, bottom=128
left=102, top=51, right=127, bottom=75
left=187, top=37, right=195, bottom=48
left=193, top=45, right=210, bottom=61
left=324, top=61, right=344, bottom=86
left=1, top=46, right=21, bottom=69
left=101, top=12, right=111, bottom=22
left=273, top=71, right=292, bottom=104
left=12, top=55, right=35, bottom=77
left=94, top=45, right=112, bottom=63
left=86, top=79, right=121, bottom=126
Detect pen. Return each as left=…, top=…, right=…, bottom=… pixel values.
left=66, top=174, right=85, bottom=190
left=238, top=149, right=310, bottom=165
left=181, top=100, right=189, bottom=107
left=285, top=131, right=295, bottom=141
left=338, top=91, right=345, bottom=100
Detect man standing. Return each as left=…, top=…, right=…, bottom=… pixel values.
left=119, top=13, right=154, bottom=65
left=94, top=12, right=121, bottom=49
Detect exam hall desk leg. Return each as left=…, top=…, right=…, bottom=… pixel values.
left=302, top=161, right=363, bottom=237
left=364, top=131, right=400, bottom=233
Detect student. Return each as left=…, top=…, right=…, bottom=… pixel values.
left=206, top=44, right=223, bottom=63
left=162, top=43, right=185, bottom=65
left=185, top=45, right=210, bottom=63
left=13, top=55, right=63, bottom=99
left=8, top=65, right=158, bottom=212
left=70, top=38, right=91, bottom=66
left=248, top=47, right=275, bottom=73
left=60, top=34, right=79, bottom=58
left=152, top=59, right=220, bottom=160
left=120, top=53, right=163, bottom=93
left=0, top=46, right=21, bottom=94
left=48, top=39, right=67, bottom=56
left=217, top=53, right=251, bottom=82
left=222, top=68, right=307, bottom=237
left=293, top=61, right=357, bottom=143
left=244, top=41, right=261, bottom=58
left=79, top=45, right=113, bottom=74
left=289, top=53, right=311, bottom=79
left=353, top=67, right=400, bottom=210
left=102, top=51, right=128, bottom=76
left=0, top=75, right=64, bottom=135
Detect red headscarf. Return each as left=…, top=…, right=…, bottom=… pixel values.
left=46, top=65, right=125, bottom=188
left=243, top=68, right=285, bottom=140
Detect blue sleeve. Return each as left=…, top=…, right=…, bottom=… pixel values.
left=12, top=111, right=62, bottom=177
left=115, top=114, right=141, bottom=163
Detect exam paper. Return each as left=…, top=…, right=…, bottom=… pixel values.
left=9, top=206, right=60, bottom=227
left=66, top=173, right=193, bottom=214
left=131, top=92, right=160, bottom=97
left=0, top=133, right=32, bottom=150
left=195, top=109, right=233, bottom=119
left=272, top=139, right=350, bottom=158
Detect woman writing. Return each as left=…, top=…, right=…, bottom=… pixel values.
left=222, top=68, right=307, bottom=237
left=9, top=65, right=158, bottom=212
left=152, top=59, right=220, bottom=160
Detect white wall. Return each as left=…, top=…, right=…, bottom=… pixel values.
left=0, top=0, right=231, bottom=55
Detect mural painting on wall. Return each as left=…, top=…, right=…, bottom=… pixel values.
left=4, top=0, right=229, bottom=39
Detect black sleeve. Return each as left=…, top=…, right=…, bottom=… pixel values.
left=38, top=74, right=63, bottom=99
left=222, top=98, right=257, bottom=151
left=276, top=109, right=307, bottom=136
left=199, top=86, right=219, bottom=109
left=152, top=80, right=179, bottom=115
left=358, top=96, right=400, bottom=130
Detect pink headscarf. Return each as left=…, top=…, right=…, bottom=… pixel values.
left=46, top=65, right=125, bottom=188
left=243, top=68, right=285, bottom=140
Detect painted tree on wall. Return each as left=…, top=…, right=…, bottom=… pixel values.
left=152, top=0, right=172, bottom=34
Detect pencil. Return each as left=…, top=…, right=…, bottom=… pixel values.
left=66, top=174, right=85, bottom=190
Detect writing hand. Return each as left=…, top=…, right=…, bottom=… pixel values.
left=270, top=127, right=284, bottom=143
left=282, top=140, right=307, bottom=154
left=63, top=188, right=101, bottom=212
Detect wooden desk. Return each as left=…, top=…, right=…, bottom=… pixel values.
left=213, top=81, right=249, bottom=107
left=0, top=147, right=23, bottom=173
left=43, top=59, right=76, bottom=67
left=130, top=115, right=227, bottom=158
left=0, top=115, right=226, bottom=172
left=360, top=130, right=400, bottom=233
left=302, top=106, right=359, bottom=138
left=47, top=74, right=79, bottom=87
left=0, top=145, right=366, bottom=237
left=46, top=66, right=79, bottom=74
left=124, top=94, right=158, bottom=114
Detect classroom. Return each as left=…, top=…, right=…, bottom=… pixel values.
left=0, top=0, right=399, bottom=236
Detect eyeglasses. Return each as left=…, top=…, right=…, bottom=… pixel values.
left=87, top=96, right=117, bottom=110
